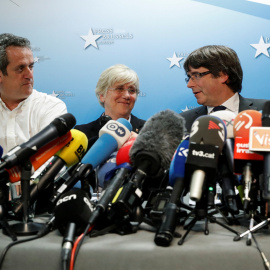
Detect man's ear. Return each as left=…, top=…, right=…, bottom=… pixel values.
left=0, top=71, right=3, bottom=84
left=220, top=72, right=229, bottom=84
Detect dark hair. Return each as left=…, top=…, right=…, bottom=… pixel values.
left=0, top=33, right=31, bottom=75
left=183, top=45, right=243, bottom=93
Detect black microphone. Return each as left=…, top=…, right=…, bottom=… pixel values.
left=0, top=113, right=76, bottom=170
left=54, top=189, right=93, bottom=270
left=88, top=138, right=135, bottom=226
left=112, top=109, right=185, bottom=217
left=211, top=110, right=239, bottom=214
left=187, top=115, right=226, bottom=203
left=154, top=137, right=189, bottom=247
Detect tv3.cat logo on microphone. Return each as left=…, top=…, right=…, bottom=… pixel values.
left=249, top=127, right=270, bottom=152
left=106, top=123, right=126, bottom=137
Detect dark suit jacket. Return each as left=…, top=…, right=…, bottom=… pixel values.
left=75, top=114, right=145, bottom=149
left=180, top=95, right=268, bottom=133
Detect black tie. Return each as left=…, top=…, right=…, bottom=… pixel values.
left=212, top=105, right=226, bottom=112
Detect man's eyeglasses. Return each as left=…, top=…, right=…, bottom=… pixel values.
left=185, top=71, right=211, bottom=84
left=108, top=86, right=140, bottom=95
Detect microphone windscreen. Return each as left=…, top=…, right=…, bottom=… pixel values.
left=211, top=111, right=235, bottom=139
left=51, top=113, right=76, bottom=136
left=57, top=129, right=88, bottom=166
left=54, top=189, right=92, bottom=236
left=190, top=115, right=226, bottom=152
left=233, top=110, right=261, bottom=138
left=130, top=109, right=185, bottom=172
left=262, top=101, right=270, bottom=127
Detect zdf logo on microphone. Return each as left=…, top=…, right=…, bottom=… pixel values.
left=106, top=122, right=126, bottom=137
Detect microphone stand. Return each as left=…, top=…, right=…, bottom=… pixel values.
left=178, top=190, right=240, bottom=245
left=236, top=178, right=267, bottom=245
left=10, top=159, right=45, bottom=236
left=234, top=217, right=270, bottom=241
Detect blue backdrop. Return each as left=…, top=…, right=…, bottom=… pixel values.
left=2, top=0, right=270, bottom=124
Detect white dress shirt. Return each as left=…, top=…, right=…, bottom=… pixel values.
left=0, top=89, right=67, bottom=155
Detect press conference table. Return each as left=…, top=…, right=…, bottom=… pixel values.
left=1, top=214, right=270, bottom=270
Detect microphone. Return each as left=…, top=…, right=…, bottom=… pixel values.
left=112, top=110, right=185, bottom=217
left=96, top=138, right=136, bottom=189
left=88, top=138, right=135, bottom=226
left=54, top=189, right=93, bottom=270
left=0, top=113, right=76, bottom=171
left=13, top=129, right=88, bottom=215
left=96, top=152, right=117, bottom=189
left=49, top=118, right=132, bottom=207
left=154, top=136, right=189, bottom=247
left=248, top=102, right=270, bottom=200
left=211, top=110, right=239, bottom=214
left=5, top=132, right=73, bottom=183
left=233, top=110, right=263, bottom=210
left=187, top=115, right=226, bottom=202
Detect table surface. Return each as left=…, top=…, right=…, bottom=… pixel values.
left=1, top=214, right=270, bottom=270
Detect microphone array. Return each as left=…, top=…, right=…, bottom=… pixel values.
left=1, top=105, right=270, bottom=269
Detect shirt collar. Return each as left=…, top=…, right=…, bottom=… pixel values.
left=207, top=93, right=239, bottom=115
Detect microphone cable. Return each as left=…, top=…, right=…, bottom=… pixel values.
left=0, top=216, right=55, bottom=270
left=251, top=233, right=270, bottom=270
left=69, top=224, right=95, bottom=270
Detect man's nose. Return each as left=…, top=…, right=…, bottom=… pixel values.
left=24, top=67, right=33, bottom=79
left=187, top=79, right=195, bottom=88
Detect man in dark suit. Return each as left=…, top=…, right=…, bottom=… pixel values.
left=75, top=64, right=145, bottom=149
left=180, top=45, right=268, bottom=133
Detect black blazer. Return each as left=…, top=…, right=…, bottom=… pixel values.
left=179, top=95, right=268, bottom=133
left=75, top=114, right=146, bottom=149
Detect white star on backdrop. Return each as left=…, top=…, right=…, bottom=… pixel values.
left=181, top=106, right=189, bottom=112
left=34, top=57, right=39, bottom=63
left=167, top=52, right=183, bottom=68
left=250, top=36, right=270, bottom=58
left=50, top=91, right=59, bottom=98
left=81, top=28, right=102, bottom=49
